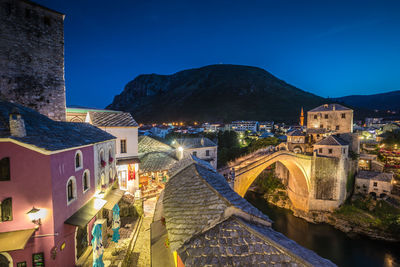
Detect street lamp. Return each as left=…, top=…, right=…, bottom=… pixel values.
left=27, top=207, right=46, bottom=226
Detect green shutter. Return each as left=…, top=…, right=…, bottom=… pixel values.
left=1, top=197, right=12, bottom=221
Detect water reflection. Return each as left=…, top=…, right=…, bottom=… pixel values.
left=245, top=191, right=400, bottom=267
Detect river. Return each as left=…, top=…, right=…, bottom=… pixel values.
left=245, top=191, right=400, bottom=267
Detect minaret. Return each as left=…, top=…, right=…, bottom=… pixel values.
left=300, top=107, right=304, bottom=126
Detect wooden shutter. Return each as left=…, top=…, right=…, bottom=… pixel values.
left=1, top=197, right=12, bottom=221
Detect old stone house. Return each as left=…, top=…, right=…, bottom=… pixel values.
left=355, top=171, right=394, bottom=198
left=307, top=104, right=353, bottom=134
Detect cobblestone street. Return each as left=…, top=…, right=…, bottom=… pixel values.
left=129, top=197, right=157, bottom=266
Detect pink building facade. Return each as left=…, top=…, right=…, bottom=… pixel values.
left=0, top=101, right=117, bottom=267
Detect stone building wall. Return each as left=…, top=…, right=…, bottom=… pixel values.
left=307, top=109, right=353, bottom=134
left=0, top=0, right=66, bottom=121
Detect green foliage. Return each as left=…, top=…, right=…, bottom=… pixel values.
left=247, top=137, right=279, bottom=153
left=335, top=197, right=400, bottom=236
left=382, top=131, right=400, bottom=147
left=255, top=169, right=285, bottom=195
left=346, top=172, right=355, bottom=193
left=348, top=150, right=359, bottom=160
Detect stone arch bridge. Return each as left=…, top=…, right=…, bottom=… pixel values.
left=224, top=150, right=350, bottom=212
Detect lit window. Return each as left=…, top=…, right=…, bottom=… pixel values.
left=0, top=157, right=10, bottom=181
left=120, top=140, right=127, bottom=154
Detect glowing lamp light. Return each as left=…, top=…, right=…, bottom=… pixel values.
left=27, top=207, right=47, bottom=225
left=178, top=146, right=183, bottom=152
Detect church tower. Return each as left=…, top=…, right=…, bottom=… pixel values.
left=300, top=107, right=304, bottom=126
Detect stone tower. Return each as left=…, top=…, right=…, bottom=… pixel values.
left=300, top=107, right=304, bottom=126
left=0, top=0, right=66, bottom=121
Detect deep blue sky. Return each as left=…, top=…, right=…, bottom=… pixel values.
left=36, top=0, right=400, bottom=108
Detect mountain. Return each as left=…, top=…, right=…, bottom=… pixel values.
left=107, top=64, right=327, bottom=123
left=333, top=91, right=400, bottom=112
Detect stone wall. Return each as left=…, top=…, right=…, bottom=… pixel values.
left=307, top=109, right=353, bottom=133
left=0, top=0, right=66, bottom=121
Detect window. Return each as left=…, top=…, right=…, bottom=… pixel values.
left=373, top=182, right=378, bottom=187
left=0, top=157, right=10, bottom=181
left=75, top=151, right=83, bottom=170
left=108, top=148, right=113, bottom=163
left=328, top=149, right=333, bottom=154
left=341, top=113, right=346, bottom=119
left=320, top=124, right=323, bottom=129
left=324, top=114, right=328, bottom=119
left=314, top=115, right=317, bottom=119
left=82, top=170, right=90, bottom=192
left=206, top=150, right=210, bottom=156
left=66, top=177, right=77, bottom=204
left=336, top=125, right=340, bottom=131
left=44, top=16, right=51, bottom=26
left=342, top=148, right=346, bottom=154
left=17, top=262, right=27, bottom=267
left=192, top=151, right=197, bottom=157
left=100, top=150, right=106, bottom=167
left=120, top=140, right=127, bottom=154
left=318, top=148, right=323, bottom=153
left=0, top=197, right=12, bottom=221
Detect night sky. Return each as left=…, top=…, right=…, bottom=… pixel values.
left=35, top=0, right=400, bottom=108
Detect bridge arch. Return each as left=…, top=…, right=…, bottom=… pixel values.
left=233, top=151, right=313, bottom=211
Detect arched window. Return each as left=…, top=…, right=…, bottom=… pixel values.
left=0, top=252, right=13, bottom=267
left=108, top=148, right=113, bottom=164
left=109, top=168, right=113, bottom=183
left=75, top=151, right=83, bottom=171
left=82, top=170, right=90, bottom=192
left=100, top=150, right=106, bottom=168
left=66, top=177, right=77, bottom=204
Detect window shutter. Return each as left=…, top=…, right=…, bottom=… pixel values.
left=1, top=197, right=12, bottom=221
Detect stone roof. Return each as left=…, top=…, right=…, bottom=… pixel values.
left=138, top=136, right=174, bottom=155
left=87, top=111, right=138, bottom=127
left=287, top=129, right=305, bottom=137
left=172, top=137, right=217, bottom=149
left=0, top=101, right=115, bottom=151
left=178, top=216, right=335, bottom=267
left=308, top=104, right=351, bottom=113
left=163, top=157, right=335, bottom=267
left=356, top=171, right=394, bottom=182
left=314, top=135, right=348, bottom=146
left=163, top=160, right=270, bottom=252
left=139, top=152, right=177, bottom=173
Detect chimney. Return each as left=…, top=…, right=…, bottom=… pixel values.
left=9, top=108, right=26, bottom=138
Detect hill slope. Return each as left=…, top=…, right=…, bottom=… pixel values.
left=333, top=91, right=400, bottom=111
left=107, top=64, right=327, bottom=123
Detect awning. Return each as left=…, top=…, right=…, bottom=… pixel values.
left=65, top=198, right=107, bottom=227
left=103, top=189, right=125, bottom=210
left=0, top=228, right=36, bottom=252
left=117, top=156, right=141, bottom=165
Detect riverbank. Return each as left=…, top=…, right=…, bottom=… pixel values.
left=261, top=190, right=400, bottom=242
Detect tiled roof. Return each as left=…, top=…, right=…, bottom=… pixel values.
left=0, top=101, right=115, bottom=151
left=138, top=136, right=174, bottom=155
left=139, top=152, right=177, bottom=173
left=287, top=129, right=305, bottom=136
left=172, top=137, right=217, bottom=149
left=178, top=216, right=335, bottom=267
left=356, top=171, right=393, bottom=182
left=314, top=135, right=348, bottom=146
left=88, top=111, right=138, bottom=127
left=308, top=104, right=351, bottom=112
left=307, top=128, right=327, bottom=134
